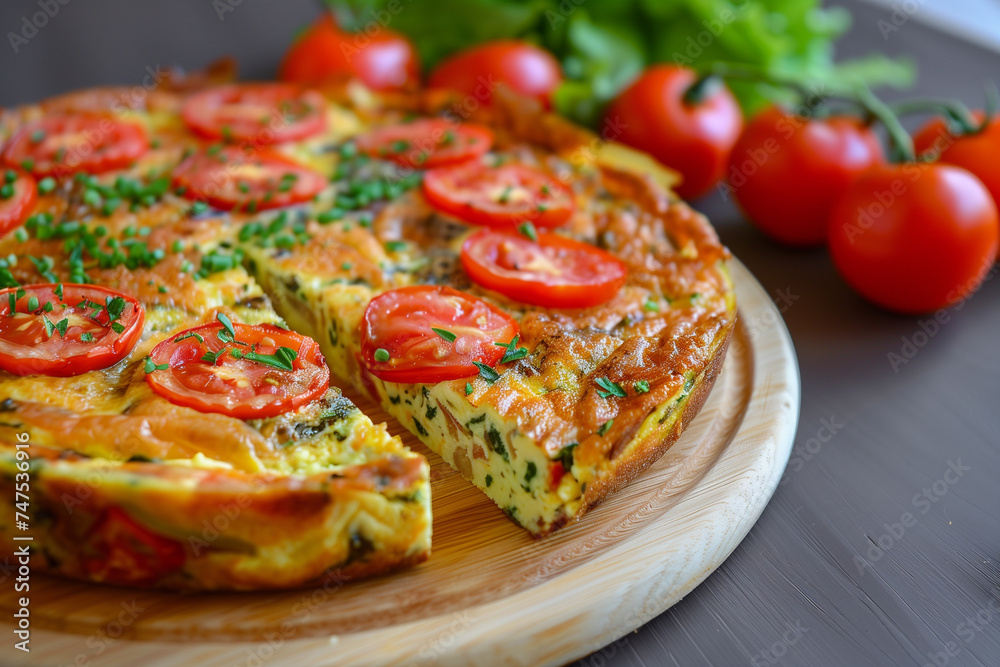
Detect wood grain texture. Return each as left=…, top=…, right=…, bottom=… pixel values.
left=0, top=258, right=799, bottom=666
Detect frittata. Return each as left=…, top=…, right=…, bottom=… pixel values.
left=0, top=65, right=734, bottom=591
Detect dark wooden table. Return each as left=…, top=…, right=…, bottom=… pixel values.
left=3, top=1, right=999, bottom=665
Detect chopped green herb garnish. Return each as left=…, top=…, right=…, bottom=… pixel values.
left=37, top=177, right=56, bottom=194
left=27, top=296, right=39, bottom=311
left=597, top=419, right=614, bottom=436
left=465, top=382, right=473, bottom=396
left=643, top=298, right=659, bottom=312
left=339, top=142, right=357, bottom=158
left=80, top=332, right=94, bottom=342
left=473, top=361, right=500, bottom=384
left=244, top=346, right=298, bottom=371
left=595, top=377, right=627, bottom=398
left=517, top=222, right=538, bottom=242
left=200, top=350, right=222, bottom=365
left=101, top=198, right=120, bottom=216
left=495, top=335, right=529, bottom=364
left=384, top=240, right=407, bottom=253
left=374, top=348, right=391, bottom=363
left=634, top=380, right=650, bottom=394
left=105, top=296, right=126, bottom=322
left=432, top=327, right=457, bottom=343
left=216, top=312, right=236, bottom=340
left=317, top=209, right=343, bottom=224
left=0, top=184, right=14, bottom=200
left=173, top=331, right=204, bottom=344
left=144, top=357, right=169, bottom=373
left=82, top=188, right=103, bottom=208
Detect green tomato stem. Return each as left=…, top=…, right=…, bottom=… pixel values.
left=855, top=86, right=915, bottom=163
left=886, top=98, right=980, bottom=134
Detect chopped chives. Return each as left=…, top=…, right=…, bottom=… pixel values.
left=431, top=327, right=457, bottom=343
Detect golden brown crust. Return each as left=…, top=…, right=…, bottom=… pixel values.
left=1, top=445, right=428, bottom=590
left=571, top=320, right=733, bottom=530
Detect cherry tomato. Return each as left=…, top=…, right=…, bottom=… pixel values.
left=428, top=41, right=562, bottom=109
left=912, top=111, right=988, bottom=158
left=729, top=106, right=884, bottom=246
left=279, top=13, right=419, bottom=91
left=0, top=169, right=37, bottom=237
left=914, top=112, right=1000, bottom=258
left=145, top=321, right=330, bottom=420
left=2, top=114, right=148, bottom=177
left=172, top=146, right=326, bottom=212
left=82, top=507, right=185, bottom=586
left=461, top=229, right=627, bottom=308
left=828, top=164, right=999, bottom=313
left=0, top=283, right=145, bottom=377
left=181, top=84, right=327, bottom=145
left=423, top=162, right=574, bottom=229
left=604, top=66, right=743, bottom=200
left=354, top=119, right=493, bottom=169
left=360, top=285, right=518, bottom=383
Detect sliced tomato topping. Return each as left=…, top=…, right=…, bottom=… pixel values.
left=82, top=507, right=185, bottom=586
left=360, top=285, right=518, bottom=383
left=145, top=320, right=330, bottom=420
left=181, top=83, right=328, bottom=145
left=0, top=284, right=144, bottom=377
left=172, top=147, right=326, bottom=212
left=0, top=169, right=37, bottom=237
left=354, top=119, right=493, bottom=169
left=2, top=114, right=148, bottom=177
left=461, top=230, right=627, bottom=308
left=423, top=162, right=574, bottom=229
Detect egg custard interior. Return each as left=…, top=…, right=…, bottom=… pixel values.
left=0, top=75, right=733, bottom=590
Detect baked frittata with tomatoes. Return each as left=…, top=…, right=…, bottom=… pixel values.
left=0, top=67, right=734, bottom=588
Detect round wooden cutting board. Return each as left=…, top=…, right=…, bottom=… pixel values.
left=3, top=258, right=799, bottom=667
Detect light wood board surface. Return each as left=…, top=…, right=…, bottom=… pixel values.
left=2, top=258, right=799, bottom=667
